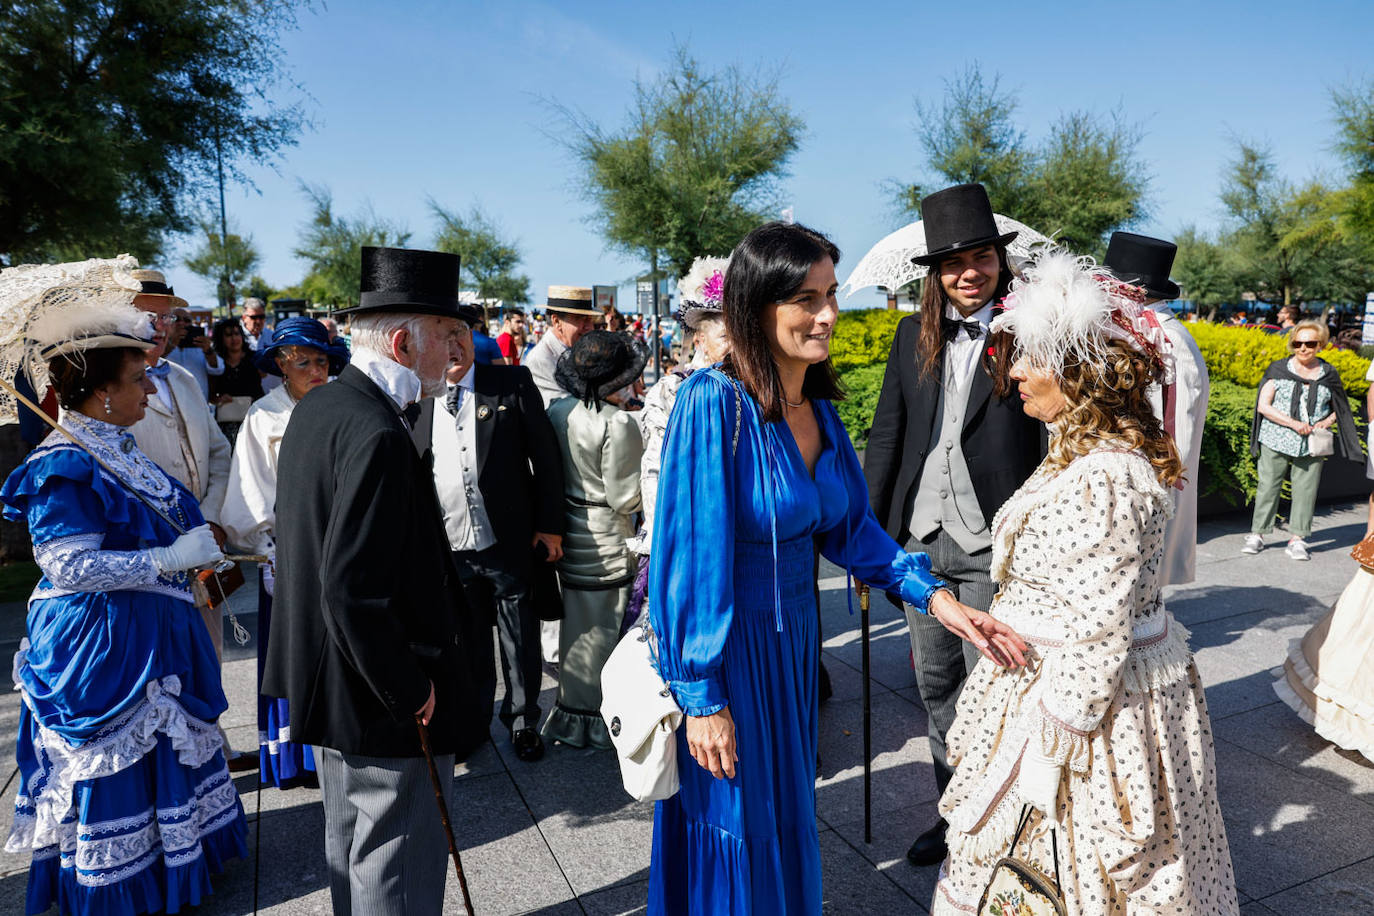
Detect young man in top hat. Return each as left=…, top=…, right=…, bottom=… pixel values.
left=263, top=246, right=487, bottom=916
left=1102, top=231, right=1209, bottom=584
left=865, top=183, right=1042, bottom=867
left=410, top=299, right=566, bottom=763
left=524, top=285, right=600, bottom=406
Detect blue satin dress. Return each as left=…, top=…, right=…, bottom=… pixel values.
left=647, top=369, right=944, bottom=915
left=2, top=418, right=247, bottom=916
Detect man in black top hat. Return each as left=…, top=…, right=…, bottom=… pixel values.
left=865, top=183, right=1042, bottom=866
left=1102, top=231, right=1209, bottom=585
left=264, top=246, right=487, bottom=916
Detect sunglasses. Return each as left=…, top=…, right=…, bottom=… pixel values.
left=1292, top=340, right=1321, bottom=349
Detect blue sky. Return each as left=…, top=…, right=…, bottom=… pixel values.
left=161, top=0, right=1374, bottom=312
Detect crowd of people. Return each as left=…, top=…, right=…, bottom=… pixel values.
left=0, top=180, right=1371, bottom=916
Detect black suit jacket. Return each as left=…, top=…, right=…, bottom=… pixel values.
left=864, top=314, right=1042, bottom=542
left=262, top=366, right=486, bottom=758
left=410, top=364, right=566, bottom=547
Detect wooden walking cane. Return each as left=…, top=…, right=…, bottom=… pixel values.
left=859, top=582, right=872, bottom=845
left=415, top=716, right=476, bottom=916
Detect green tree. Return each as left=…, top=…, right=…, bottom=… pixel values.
left=1172, top=225, right=1245, bottom=308
left=890, top=67, right=1035, bottom=221
left=0, top=0, right=306, bottom=265
left=183, top=219, right=260, bottom=309
left=891, top=64, right=1150, bottom=257
left=292, top=183, right=410, bottom=310
left=430, top=202, right=531, bottom=305
left=1219, top=142, right=1341, bottom=305
left=242, top=274, right=278, bottom=305
left=1329, top=78, right=1374, bottom=259
left=557, top=47, right=804, bottom=282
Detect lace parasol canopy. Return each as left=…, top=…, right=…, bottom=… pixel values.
left=839, top=215, right=1053, bottom=299
left=0, top=255, right=146, bottom=424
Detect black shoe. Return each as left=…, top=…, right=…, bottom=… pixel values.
left=906, top=819, right=948, bottom=867
left=512, top=728, right=545, bottom=762
left=818, top=660, right=833, bottom=704
left=226, top=752, right=258, bottom=773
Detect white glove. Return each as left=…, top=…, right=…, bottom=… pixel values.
left=261, top=556, right=276, bottom=597
left=148, top=525, right=224, bottom=573
left=1017, top=750, right=1063, bottom=821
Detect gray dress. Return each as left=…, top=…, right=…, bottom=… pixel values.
left=541, top=398, right=644, bottom=748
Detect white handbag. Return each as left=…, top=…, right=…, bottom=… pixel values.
left=1307, top=426, right=1334, bottom=457
left=600, top=622, right=683, bottom=802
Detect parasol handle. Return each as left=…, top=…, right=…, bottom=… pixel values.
left=858, top=582, right=872, bottom=845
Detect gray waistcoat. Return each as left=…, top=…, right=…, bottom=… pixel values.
left=909, top=361, right=992, bottom=554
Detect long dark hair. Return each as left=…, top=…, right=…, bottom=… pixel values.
left=915, top=245, right=1016, bottom=398
left=721, top=221, right=845, bottom=422
left=212, top=317, right=250, bottom=360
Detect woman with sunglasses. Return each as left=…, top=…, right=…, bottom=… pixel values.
left=1244, top=319, right=1361, bottom=560
left=220, top=317, right=348, bottom=787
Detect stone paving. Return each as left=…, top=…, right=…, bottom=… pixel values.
left=0, top=500, right=1372, bottom=914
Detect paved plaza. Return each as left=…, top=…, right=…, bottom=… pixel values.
left=0, top=500, right=1372, bottom=914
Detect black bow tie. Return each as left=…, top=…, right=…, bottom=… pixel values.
left=941, top=317, right=984, bottom=341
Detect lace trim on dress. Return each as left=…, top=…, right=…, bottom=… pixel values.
left=5, top=647, right=224, bottom=857
left=49, top=411, right=174, bottom=502
left=32, top=532, right=163, bottom=593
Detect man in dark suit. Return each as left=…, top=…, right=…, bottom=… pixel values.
left=410, top=302, right=566, bottom=762
left=864, top=184, right=1042, bottom=867
left=263, top=246, right=486, bottom=916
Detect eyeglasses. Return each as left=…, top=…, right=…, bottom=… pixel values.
left=1292, top=340, right=1321, bottom=349
left=243, top=314, right=265, bottom=322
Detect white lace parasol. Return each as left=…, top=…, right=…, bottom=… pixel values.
left=0, top=255, right=146, bottom=424
left=840, top=215, right=1053, bottom=299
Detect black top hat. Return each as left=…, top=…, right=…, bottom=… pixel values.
left=1102, top=232, right=1180, bottom=301
left=334, top=246, right=463, bottom=319
left=554, top=331, right=649, bottom=409
left=910, top=183, right=1018, bottom=266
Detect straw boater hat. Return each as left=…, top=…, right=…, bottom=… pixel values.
left=129, top=269, right=188, bottom=311
left=545, top=285, right=600, bottom=317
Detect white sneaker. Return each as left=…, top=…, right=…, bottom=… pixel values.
left=1242, top=534, right=1264, bottom=555
left=1286, top=538, right=1311, bottom=561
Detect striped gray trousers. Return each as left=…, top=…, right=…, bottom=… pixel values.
left=318, top=747, right=456, bottom=916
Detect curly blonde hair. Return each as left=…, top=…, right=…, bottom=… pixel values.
left=1045, top=340, right=1184, bottom=488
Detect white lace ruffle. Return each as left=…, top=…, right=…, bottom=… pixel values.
left=6, top=647, right=224, bottom=856
left=33, top=532, right=163, bottom=593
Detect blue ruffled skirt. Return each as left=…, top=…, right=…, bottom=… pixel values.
left=255, top=582, right=315, bottom=788
left=648, top=536, right=821, bottom=915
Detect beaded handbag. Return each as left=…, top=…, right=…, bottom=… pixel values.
left=1350, top=532, right=1374, bottom=570
left=977, top=806, right=1066, bottom=916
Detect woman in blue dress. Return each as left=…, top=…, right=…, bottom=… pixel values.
left=2, top=269, right=248, bottom=916
left=646, top=223, right=1027, bottom=914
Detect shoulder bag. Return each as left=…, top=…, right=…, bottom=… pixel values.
left=977, top=805, right=1067, bottom=916
left=1307, top=426, right=1334, bottom=457
left=600, top=377, right=742, bottom=801
left=1350, top=533, right=1374, bottom=570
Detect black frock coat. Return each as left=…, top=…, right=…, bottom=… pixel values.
left=864, top=314, right=1043, bottom=544
left=261, top=365, right=487, bottom=759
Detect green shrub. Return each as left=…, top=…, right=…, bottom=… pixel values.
left=1185, top=322, right=1369, bottom=397
left=836, top=363, right=886, bottom=447
left=831, top=309, right=907, bottom=374
left=1199, top=380, right=1260, bottom=503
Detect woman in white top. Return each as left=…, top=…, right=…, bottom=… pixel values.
left=220, top=316, right=347, bottom=787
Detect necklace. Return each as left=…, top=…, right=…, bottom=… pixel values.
left=783, top=393, right=806, bottom=408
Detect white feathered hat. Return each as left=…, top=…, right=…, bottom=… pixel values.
left=674, top=256, right=729, bottom=330
left=991, top=248, right=1174, bottom=385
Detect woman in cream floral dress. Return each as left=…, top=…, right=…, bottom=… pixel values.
left=932, top=251, right=1237, bottom=915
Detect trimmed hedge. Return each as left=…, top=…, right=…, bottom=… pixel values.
left=832, top=310, right=1371, bottom=498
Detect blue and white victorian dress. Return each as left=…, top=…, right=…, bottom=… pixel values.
left=3, top=411, right=247, bottom=916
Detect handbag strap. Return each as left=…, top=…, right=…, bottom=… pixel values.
left=1010, top=804, right=1064, bottom=898
left=732, top=379, right=742, bottom=457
